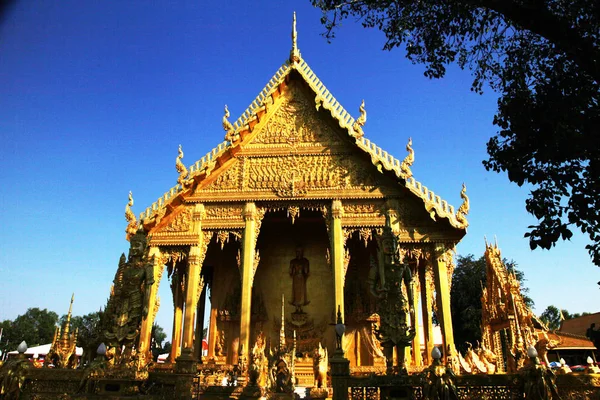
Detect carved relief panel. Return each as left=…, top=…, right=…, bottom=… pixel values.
left=250, top=81, right=343, bottom=146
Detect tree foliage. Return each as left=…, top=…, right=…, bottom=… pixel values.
left=539, top=305, right=562, bottom=330
left=539, top=305, right=592, bottom=330
left=312, top=0, right=600, bottom=265
left=0, top=308, right=58, bottom=355
left=450, top=254, right=532, bottom=352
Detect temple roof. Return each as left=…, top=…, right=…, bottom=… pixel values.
left=136, top=18, right=469, bottom=233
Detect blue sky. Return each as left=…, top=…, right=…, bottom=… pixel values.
left=0, top=1, right=597, bottom=341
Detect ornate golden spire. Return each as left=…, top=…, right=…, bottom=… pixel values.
left=176, top=144, right=192, bottom=189
left=352, top=100, right=366, bottom=138
left=125, top=191, right=137, bottom=241
left=290, top=12, right=300, bottom=62
left=456, top=183, right=470, bottom=227
left=400, top=137, right=414, bottom=179
left=63, top=293, right=74, bottom=336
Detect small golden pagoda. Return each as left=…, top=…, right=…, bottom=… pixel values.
left=107, top=14, right=469, bottom=378
left=45, top=294, right=79, bottom=369
left=480, top=240, right=553, bottom=373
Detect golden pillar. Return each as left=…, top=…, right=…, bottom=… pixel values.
left=240, top=202, right=260, bottom=361
left=194, top=283, right=207, bottom=361
left=420, top=264, right=434, bottom=365
left=410, top=262, right=422, bottom=367
left=170, top=264, right=184, bottom=362
left=431, top=244, right=455, bottom=361
left=181, top=204, right=209, bottom=353
left=138, top=246, right=164, bottom=358
left=208, top=306, right=218, bottom=359
left=331, top=199, right=345, bottom=319
left=182, top=248, right=201, bottom=351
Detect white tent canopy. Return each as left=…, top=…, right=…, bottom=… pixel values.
left=8, top=343, right=83, bottom=357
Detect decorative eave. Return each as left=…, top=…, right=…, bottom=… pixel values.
left=137, top=28, right=469, bottom=233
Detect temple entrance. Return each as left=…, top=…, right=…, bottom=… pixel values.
left=253, top=208, right=334, bottom=356
left=344, top=232, right=384, bottom=368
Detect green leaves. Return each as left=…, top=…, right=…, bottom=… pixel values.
left=313, top=0, right=600, bottom=266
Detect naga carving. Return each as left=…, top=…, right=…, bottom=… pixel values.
left=176, top=144, right=193, bottom=189
left=352, top=99, right=366, bottom=139
left=125, top=191, right=137, bottom=241
left=223, top=105, right=239, bottom=143
left=455, top=183, right=469, bottom=227
left=400, top=137, right=414, bottom=179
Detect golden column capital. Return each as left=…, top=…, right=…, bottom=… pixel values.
left=331, top=199, right=344, bottom=220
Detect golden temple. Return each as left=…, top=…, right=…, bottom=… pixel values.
left=122, top=13, right=468, bottom=376
left=3, top=14, right=600, bottom=400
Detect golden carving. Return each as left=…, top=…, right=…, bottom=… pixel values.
left=152, top=206, right=166, bottom=225
left=284, top=205, right=299, bottom=224
left=290, top=12, right=300, bottom=62
left=456, top=183, right=470, bottom=227
left=251, top=250, right=260, bottom=285
left=351, top=99, right=366, bottom=139
left=480, top=240, right=540, bottom=373
left=176, top=144, right=193, bottom=189
left=332, top=199, right=344, bottom=220
left=400, top=138, right=414, bottom=179
left=343, top=248, right=351, bottom=285
left=343, top=202, right=380, bottom=215
left=159, top=246, right=189, bottom=263
left=201, top=162, right=241, bottom=192
left=253, top=83, right=341, bottom=145
left=205, top=204, right=243, bottom=219
left=223, top=105, right=239, bottom=143
left=45, top=294, right=78, bottom=368
left=164, top=208, right=192, bottom=232
left=125, top=191, right=137, bottom=241
left=358, top=227, right=373, bottom=247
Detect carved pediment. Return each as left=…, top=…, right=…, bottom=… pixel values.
left=155, top=207, right=192, bottom=234
left=248, top=81, right=345, bottom=147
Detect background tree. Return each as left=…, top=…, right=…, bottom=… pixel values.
left=539, top=305, right=562, bottom=330
left=150, top=323, right=168, bottom=361
left=312, top=0, right=600, bottom=266
left=0, top=308, right=58, bottom=357
left=538, top=305, right=592, bottom=330
left=451, top=254, right=532, bottom=352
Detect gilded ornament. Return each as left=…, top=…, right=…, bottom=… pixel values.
left=455, top=183, right=470, bottom=227
left=400, top=138, right=414, bottom=179
left=352, top=99, right=366, bottom=139
left=125, top=191, right=137, bottom=241
left=164, top=208, right=192, bottom=232
left=223, top=105, right=239, bottom=143
left=358, top=227, right=373, bottom=247
left=176, top=144, right=193, bottom=189
left=287, top=205, right=300, bottom=224
left=290, top=12, right=300, bottom=62
left=44, top=294, right=79, bottom=369
left=216, top=230, right=231, bottom=249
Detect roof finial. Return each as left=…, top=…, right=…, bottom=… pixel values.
left=125, top=191, right=137, bottom=241
left=351, top=100, right=366, bottom=139
left=455, top=183, right=470, bottom=228
left=290, top=12, right=300, bottom=62
left=400, top=137, right=414, bottom=179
